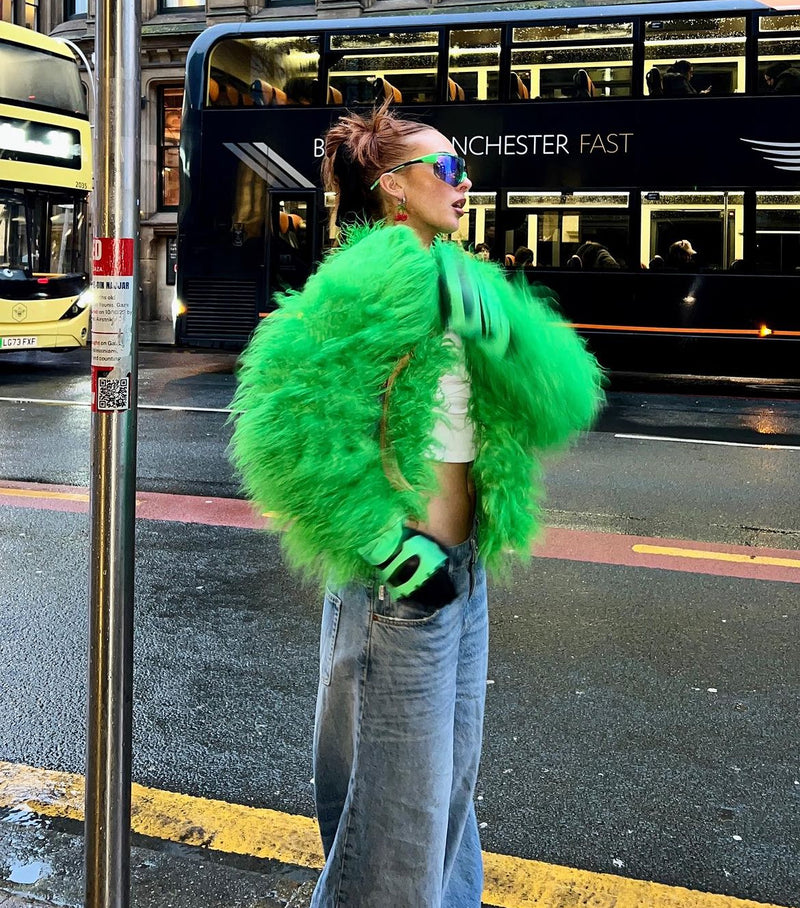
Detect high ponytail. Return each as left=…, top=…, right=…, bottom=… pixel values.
left=322, top=99, right=430, bottom=228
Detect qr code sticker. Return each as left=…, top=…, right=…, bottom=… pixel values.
left=97, top=375, right=130, bottom=411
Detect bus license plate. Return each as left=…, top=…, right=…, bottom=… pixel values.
left=1, top=336, right=38, bottom=349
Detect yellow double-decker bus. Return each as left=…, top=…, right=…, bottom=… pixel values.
left=0, top=21, right=92, bottom=352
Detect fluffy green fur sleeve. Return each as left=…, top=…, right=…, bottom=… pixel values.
left=430, top=243, right=605, bottom=571
left=230, top=225, right=451, bottom=587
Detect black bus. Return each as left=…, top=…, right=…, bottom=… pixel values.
left=176, top=0, right=800, bottom=377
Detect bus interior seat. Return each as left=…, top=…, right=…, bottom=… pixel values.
left=566, top=254, right=583, bottom=269
left=279, top=211, right=304, bottom=231
left=512, top=72, right=529, bottom=100
left=448, top=78, right=465, bottom=102
left=573, top=69, right=596, bottom=99
left=646, top=67, right=664, bottom=97
left=278, top=211, right=301, bottom=249
left=327, top=84, right=343, bottom=104
left=251, top=80, right=288, bottom=106
left=374, top=77, right=402, bottom=103
left=648, top=254, right=665, bottom=270
left=209, top=79, right=240, bottom=107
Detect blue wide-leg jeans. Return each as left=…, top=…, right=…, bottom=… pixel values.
left=311, top=534, right=489, bottom=908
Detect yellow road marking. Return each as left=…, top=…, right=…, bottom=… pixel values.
left=0, top=486, right=88, bottom=503
left=633, top=544, right=800, bottom=570
left=0, top=761, right=793, bottom=908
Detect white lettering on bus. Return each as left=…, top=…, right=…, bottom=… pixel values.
left=321, top=132, right=633, bottom=160
left=580, top=133, right=633, bottom=154
left=452, top=134, right=571, bottom=156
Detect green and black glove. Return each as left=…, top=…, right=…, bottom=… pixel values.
left=359, top=519, right=456, bottom=609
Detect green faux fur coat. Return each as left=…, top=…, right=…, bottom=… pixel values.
left=231, top=224, right=604, bottom=588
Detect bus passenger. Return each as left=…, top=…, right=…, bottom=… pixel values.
left=764, top=61, right=800, bottom=95
left=575, top=241, right=620, bottom=270
left=668, top=239, right=698, bottom=270
left=513, top=245, right=534, bottom=268
left=285, top=76, right=315, bottom=105
left=662, top=60, right=711, bottom=97
left=231, top=101, right=603, bottom=908
left=474, top=242, right=490, bottom=261
left=573, top=69, right=596, bottom=99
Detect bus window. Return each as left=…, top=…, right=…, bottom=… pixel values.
left=231, top=160, right=268, bottom=260
left=644, top=17, right=745, bottom=96
left=0, top=192, right=27, bottom=270
left=758, top=15, right=800, bottom=95
left=206, top=35, right=320, bottom=108
left=328, top=31, right=438, bottom=105
left=506, top=192, right=629, bottom=268
left=510, top=20, right=633, bottom=100
left=0, top=40, right=87, bottom=115
left=48, top=200, right=86, bottom=274
left=448, top=28, right=501, bottom=102
left=640, top=191, right=744, bottom=271
left=270, top=196, right=313, bottom=292
left=448, top=192, right=496, bottom=254
left=756, top=192, right=800, bottom=274
left=0, top=190, right=87, bottom=276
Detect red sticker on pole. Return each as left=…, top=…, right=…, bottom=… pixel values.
left=91, top=237, right=135, bottom=412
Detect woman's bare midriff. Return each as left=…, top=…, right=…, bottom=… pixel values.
left=408, top=461, right=476, bottom=547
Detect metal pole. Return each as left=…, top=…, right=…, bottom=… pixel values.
left=85, top=0, right=141, bottom=902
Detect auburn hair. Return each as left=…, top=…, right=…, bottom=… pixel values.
left=321, top=100, right=431, bottom=226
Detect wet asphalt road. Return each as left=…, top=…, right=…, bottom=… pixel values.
left=1, top=347, right=799, bottom=905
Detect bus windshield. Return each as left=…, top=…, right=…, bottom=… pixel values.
left=0, top=188, right=87, bottom=276
left=0, top=41, right=87, bottom=116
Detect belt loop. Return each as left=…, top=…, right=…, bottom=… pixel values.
left=468, top=533, right=476, bottom=598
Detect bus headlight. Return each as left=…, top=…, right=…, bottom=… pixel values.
left=172, top=295, right=186, bottom=323
left=75, top=288, right=93, bottom=310
left=61, top=288, right=94, bottom=320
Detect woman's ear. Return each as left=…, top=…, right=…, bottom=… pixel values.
left=378, top=172, right=404, bottom=203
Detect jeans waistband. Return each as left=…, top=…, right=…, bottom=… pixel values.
left=443, top=526, right=478, bottom=574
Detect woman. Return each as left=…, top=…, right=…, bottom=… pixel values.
left=231, top=103, right=603, bottom=908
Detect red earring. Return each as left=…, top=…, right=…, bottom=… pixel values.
left=394, top=197, right=408, bottom=222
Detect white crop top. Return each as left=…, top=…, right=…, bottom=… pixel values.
left=427, top=332, right=476, bottom=463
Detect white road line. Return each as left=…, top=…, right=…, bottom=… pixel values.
left=0, top=396, right=231, bottom=414
left=1, top=398, right=796, bottom=445
left=615, top=432, right=800, bottom=451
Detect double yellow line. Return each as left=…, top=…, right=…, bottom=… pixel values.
left=0, top=761, right=792, bottom=908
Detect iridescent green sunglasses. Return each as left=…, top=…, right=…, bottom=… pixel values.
left=370, top=152, right=468, bottom=191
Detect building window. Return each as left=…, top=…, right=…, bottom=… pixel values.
left=159, top=86, right=182, bottom=210
left=24, top=0, right=37, bottom=28
left=65, top=0, right=88, bottom=18
left=1, top=0, right=13, bottom=23
left=159, top=0, right=204, bottom=11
